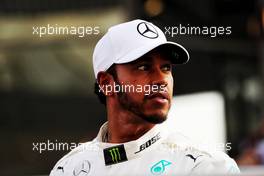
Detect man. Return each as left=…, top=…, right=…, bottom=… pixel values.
left=50, top=19, right=240, bottom=175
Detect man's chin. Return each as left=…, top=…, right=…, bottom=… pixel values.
left=142, top=112, right=168, bottom=124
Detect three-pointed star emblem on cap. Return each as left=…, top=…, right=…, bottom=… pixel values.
left=137, top=22, right=159, bottom=39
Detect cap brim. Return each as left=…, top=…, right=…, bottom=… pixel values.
left=114, top=41, right=189, bottom=65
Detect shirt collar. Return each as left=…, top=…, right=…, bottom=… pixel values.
left=95, top=122, right=167, bottom=161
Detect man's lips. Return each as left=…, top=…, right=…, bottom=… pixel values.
left=146, top=92, right=169, bottom=101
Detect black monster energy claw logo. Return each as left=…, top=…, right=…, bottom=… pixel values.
left=103, top=145, right=128, bottom=165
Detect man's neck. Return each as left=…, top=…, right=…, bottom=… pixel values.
left=107, top=108, right=155, bottom=143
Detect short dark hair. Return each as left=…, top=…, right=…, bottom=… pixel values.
left=94, top=65, right=117, bottom=106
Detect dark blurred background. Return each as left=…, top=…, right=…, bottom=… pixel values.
left=0, top=0, right=264, bottom=175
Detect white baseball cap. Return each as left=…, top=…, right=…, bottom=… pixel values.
left=93, top=19, right=189, bottom=79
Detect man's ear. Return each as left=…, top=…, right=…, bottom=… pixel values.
left=97, top=71, right=114, bottom=96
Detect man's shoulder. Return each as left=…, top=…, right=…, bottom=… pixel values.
left=161, top=128, right=212, bottom=158
left=61, top=140, right=97, bottom=159
left=161, top=127, right=240, bottom=173
left=162, top=126, right=198, bottom=149
left=191, top=150, right=240, bottom=174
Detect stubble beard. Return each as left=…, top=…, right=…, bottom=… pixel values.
left=114, top=80, right=170, bottom=124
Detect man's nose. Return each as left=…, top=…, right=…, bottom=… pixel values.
left=151, top=68, right=168, bottom=87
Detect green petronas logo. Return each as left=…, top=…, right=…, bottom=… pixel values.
left=109, top=147, right=121, bottom=163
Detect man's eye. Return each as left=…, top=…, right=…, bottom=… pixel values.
left=162, top=64, right=172, bottom=71
left=137, top=65, right=149, bottom=71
